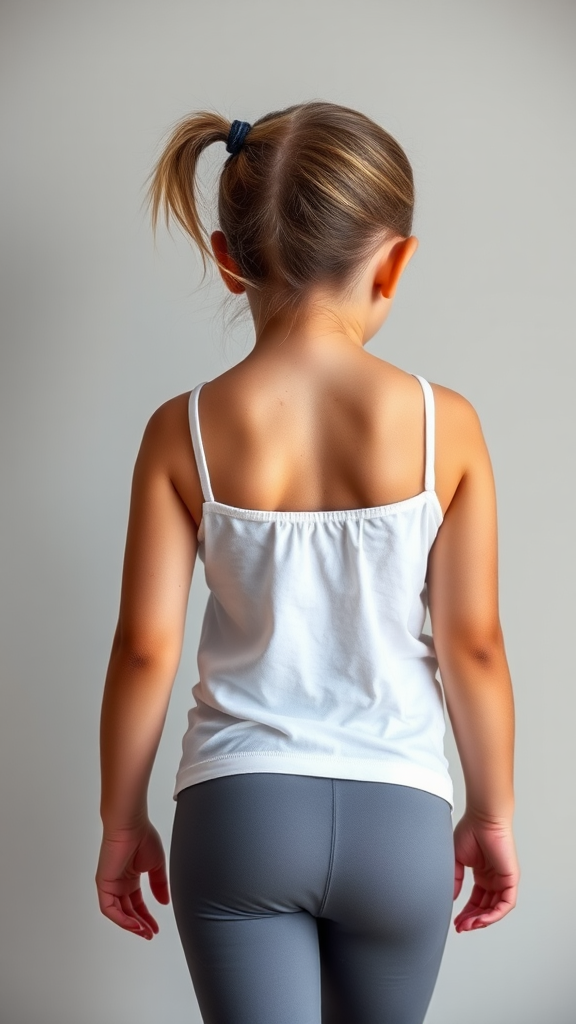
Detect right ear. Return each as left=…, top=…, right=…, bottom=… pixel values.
left=210, top=231, right=246, bottom=294
left=374, top=235, right=419, bottom=301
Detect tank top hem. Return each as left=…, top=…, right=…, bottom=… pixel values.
left=173, top=753, right=454, bottom=813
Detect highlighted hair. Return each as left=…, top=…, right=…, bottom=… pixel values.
left=147, top=100, right=414, bottom=324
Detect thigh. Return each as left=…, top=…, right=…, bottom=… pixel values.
left=169, top=774, right=334, bottom=1024
left=318, top=782, right=455, bottom=1024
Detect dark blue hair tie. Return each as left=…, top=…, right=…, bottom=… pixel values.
left=226, top=119, right=252, bottom=156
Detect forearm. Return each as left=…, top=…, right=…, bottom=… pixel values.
left=440, top=646, right=515, bottom=821
left=99, top=644, right=177, bottom=831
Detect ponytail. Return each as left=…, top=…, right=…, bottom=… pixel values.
left=146, top=111, right=250, bottom=285
left=146, top=100, right=415, bottom=317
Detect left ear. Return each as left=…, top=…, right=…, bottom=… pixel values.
left=376, top=236, right=419, bottom=300
left=210, top=230, right=246, bottom=294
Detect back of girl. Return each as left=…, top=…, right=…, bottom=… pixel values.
left=96, top=100, right=519, bottom=1024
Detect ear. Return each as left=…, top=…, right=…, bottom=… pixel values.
left=375, top=236, right=419, bottom=300
left=210, top=230, right=246, bottom=294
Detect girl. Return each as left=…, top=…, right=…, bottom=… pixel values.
left=96, top=100, right=519, bottom=1024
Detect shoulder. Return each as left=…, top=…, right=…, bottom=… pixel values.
left=427, top=381, right=492, bottom=513
left=135, top=391, right=194, bottom=475
left=144, top=391, right=192, bottom=436
left=141, top=391, right=194, bottom=446
left=428, top=380, right=476, bottom=415
left=381, top=361, right=481, bottom=431
left=430, top=380, right=485, bottom=442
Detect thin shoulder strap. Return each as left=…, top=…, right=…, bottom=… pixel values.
left=188, top=382, right=214, bottom=503
left=412, top=374, right=436, bottom=492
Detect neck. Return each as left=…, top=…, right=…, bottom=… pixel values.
left=245, top=290, right=378, bottom=357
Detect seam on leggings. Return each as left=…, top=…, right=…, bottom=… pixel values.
left=318, top=778, right=336, bottom=917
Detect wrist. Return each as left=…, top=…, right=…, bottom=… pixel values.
left=464, top=803, right=515, bottom=826
left=100, top=805, right=149, bottom=834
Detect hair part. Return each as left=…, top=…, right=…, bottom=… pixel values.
left=146, top=100, right=415, bottom=331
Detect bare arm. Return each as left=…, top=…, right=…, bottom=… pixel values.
left=96, top=399, right=198, bottom=941
left=428, top=391, right=519, bottom=931
left=428, top=394, right=515, bottom=820
left=99, top=400, right=198, bottom=830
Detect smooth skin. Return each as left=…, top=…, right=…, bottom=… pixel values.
left=96, top=230, right=519, bottom=941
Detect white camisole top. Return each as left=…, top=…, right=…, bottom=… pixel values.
left=173, top=374, right=454, bottom=812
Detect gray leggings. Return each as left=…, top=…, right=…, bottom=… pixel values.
left=170, top=773, right=455, bottom=1024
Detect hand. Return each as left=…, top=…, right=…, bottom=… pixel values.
left=453, top=810, right=520, bottom=932
left=95, top=818, right=170, bottom=940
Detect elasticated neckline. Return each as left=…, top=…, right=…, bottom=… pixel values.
left=198, top=489, right=443, bottom=529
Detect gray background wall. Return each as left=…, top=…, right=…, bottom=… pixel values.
left=1, top=1, right=574, bottom=1022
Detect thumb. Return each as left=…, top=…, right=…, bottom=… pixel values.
left=149, top=859, right=171, bottom=905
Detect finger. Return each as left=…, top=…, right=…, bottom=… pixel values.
left=455, top=908, right=489, bottom=932
left=473, top=896, right=516, bottom=925
left=455, top=889, right=516, bottom=931
left=457, top=881, right=485, bottom=917
left=466, top=880, right=517, bottom=920
left=454, top=885, right=487, bottom=929
left=119, top=893, right=153, bottom=940
left=454, top=894, right=485, bottom=925
left=149, top=860, right=171, bottom=905
left=98, top=890, right=149, bottom=936
left=478, top=889, right=494, bottom=911
left=477, top=887, right=517, bottom=923
left=131, top=890, right=160, bottom=934
left=457, top=892, right=492, bottom=925
left=455, top=908, right=485, bottom=931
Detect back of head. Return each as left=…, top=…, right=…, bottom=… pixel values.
left=147, top=99, right=415, bottom=328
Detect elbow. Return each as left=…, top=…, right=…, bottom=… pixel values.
left=124, top=649, right=157, bottom=672
left=459, top=629, right=506, bottom=667
left=113, top=635, right=181, bottom=673
left=467, top=644, right=501, bottom=666
left=436, top=623, right=506, bottom=669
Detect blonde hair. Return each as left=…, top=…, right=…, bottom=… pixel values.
left=147, top=100, right=414, bottom=328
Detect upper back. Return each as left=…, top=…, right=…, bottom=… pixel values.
left=139, top=345, right=500, bottom=661
left=169, top=352, right=468, bottom=529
